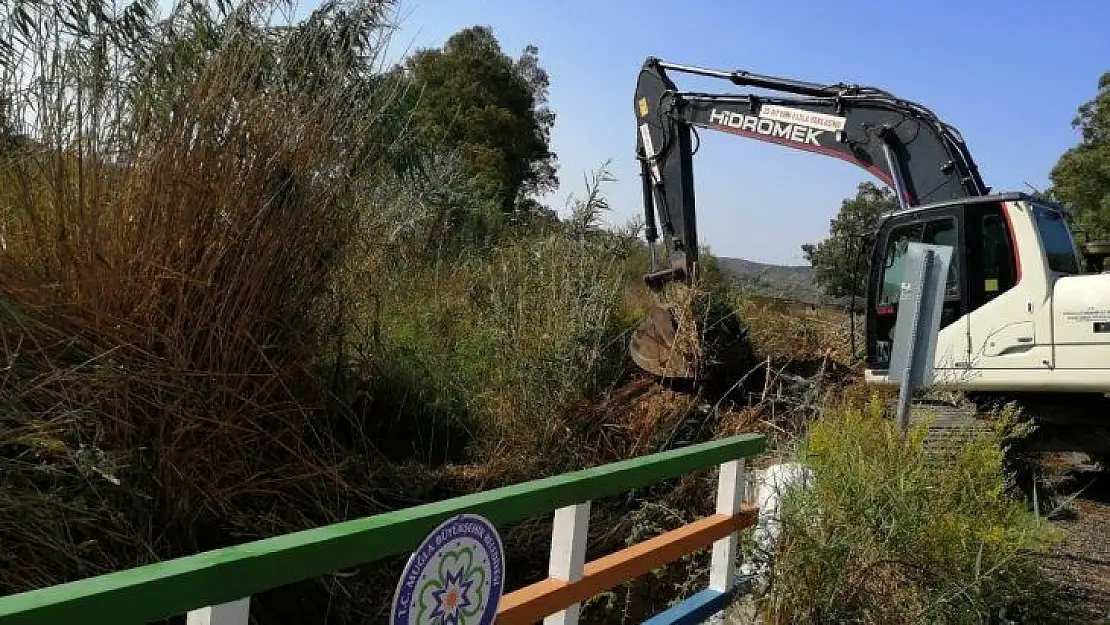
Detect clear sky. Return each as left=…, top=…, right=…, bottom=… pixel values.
left=369, top=0, right=1109, bottom=265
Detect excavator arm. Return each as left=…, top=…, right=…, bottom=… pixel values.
left=630, top=57, right=989, bottom=378
left=634, top=57, right=988, bottom=285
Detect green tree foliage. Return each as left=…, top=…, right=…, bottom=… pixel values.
left=1049, top=71, right=1110, bottom=239
left=801, top=181, right=896, bottom=298
left=398, top=26, right=558, bottom=215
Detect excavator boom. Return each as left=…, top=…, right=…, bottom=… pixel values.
left=630, top=57, right=989, bottom=378
left=634, top=57, right=987, bottom=279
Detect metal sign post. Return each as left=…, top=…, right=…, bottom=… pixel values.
left=886, top=242, right=953, bottom=433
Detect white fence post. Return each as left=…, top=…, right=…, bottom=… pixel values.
left=186, top=597, right=251, bottom=625
left=709, top=458, right=745, bottom=592
left=543, top=501, right=591, bottom=625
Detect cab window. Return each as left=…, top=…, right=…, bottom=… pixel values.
left=879, top=223, right=921, bottom=307
left=1033, top=205, right=1080, bottom=274
left=979, top=213, right=1017, bottom=303
left=879, top=217, right=960, bottom=309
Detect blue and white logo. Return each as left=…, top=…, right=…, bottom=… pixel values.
left=391, top=513, right=505, bottom=625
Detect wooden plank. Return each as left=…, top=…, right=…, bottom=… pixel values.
left=0, top=434, right=765, bottom=625
left=639, top=589, right=730, bottom=625
left=709, top=459, right=744, bottom=591
left=497, top=507, right=757, bottom=625
left=544, top=502, right=591, bottom=625
left=185, top=598, right=250, bottom=625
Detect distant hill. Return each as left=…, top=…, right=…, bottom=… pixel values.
left=716, top=257, right=817, bottom=301
left=716, top=256, right=856, bottom=310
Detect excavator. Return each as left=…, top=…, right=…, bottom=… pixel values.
left=629, top=57, right=1110, bottom=457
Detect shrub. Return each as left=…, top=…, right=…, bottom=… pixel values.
left=759, top=394, right=1068, bottom=624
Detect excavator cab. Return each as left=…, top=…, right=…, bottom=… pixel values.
left=864, top=196, right=1033, bottom=374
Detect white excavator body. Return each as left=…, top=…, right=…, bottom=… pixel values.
left=864, top=197, right=1110, bottom=395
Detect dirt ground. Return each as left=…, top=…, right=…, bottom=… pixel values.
left=1041, top=462, right=1110, bottom=623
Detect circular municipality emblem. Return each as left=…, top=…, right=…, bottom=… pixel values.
left=391, top=513, right=505, bottom=625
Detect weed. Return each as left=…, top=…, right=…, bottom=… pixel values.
left=758, top=394, right=1071, bottom=624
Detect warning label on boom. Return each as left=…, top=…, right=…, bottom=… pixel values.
left=759, top=104, right=847, bottom=132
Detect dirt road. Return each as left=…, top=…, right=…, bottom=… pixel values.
left=1041, top=463, right=1110, bottom=623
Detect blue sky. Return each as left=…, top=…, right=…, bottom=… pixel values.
left=366, top=0, right=1106, bottom=263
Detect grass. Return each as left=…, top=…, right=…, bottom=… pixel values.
left=0, top=0, right=410, bottom=594
left=756, top=393, right=1071, bottom=624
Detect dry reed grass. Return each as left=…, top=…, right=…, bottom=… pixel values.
left=0, top=0, right=410, bottom=598
left=735, top=295, right=859, bottom=365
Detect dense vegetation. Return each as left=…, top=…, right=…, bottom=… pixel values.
left=0, top=1, right=713, bottom=621
left=759, top=396, right=1067, bottom=625
left=0, top=0, right=1094, bottom=622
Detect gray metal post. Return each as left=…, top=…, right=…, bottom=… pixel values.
left=894, top=250, right=931, bottom=432
left=887, top=242, right=953, bottom=434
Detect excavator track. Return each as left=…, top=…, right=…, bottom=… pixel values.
left=874, top=385, right=1110, bottom=453
left=902, top=392, right=1109, bottom=514
left=905, top=394, right=1110, bottom=460
left=966, top=392, right=1110, bottom=461
left=905, top=399, right=994, bottom=464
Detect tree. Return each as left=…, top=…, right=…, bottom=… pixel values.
left=801, top=181, right=896, bottom=299
left=1048, top=71, right=1110, bottom=239
left=400, top=26, right=558, bottom=215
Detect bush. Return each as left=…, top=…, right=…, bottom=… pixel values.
left=759, top=394, right=1067, bottom=624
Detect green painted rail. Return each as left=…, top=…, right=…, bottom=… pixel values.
left=0, top=433, right=765, bottom=625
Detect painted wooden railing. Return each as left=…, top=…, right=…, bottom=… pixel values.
left=0, top=432, right=765, bottom=625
